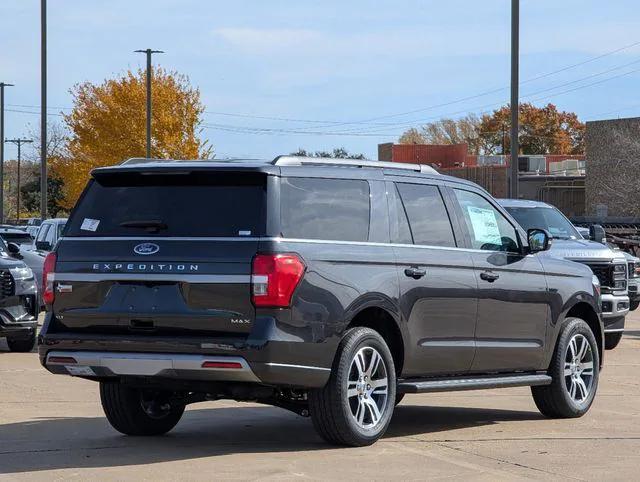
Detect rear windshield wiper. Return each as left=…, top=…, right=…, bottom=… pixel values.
left=119, top=220, right=168, bottom=232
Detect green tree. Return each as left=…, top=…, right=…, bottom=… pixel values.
left=21, top=176, right=66, bottom=218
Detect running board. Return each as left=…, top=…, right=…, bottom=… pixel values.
left=397, top=373, right=552, bottom=394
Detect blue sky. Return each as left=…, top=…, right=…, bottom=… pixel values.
left=1, top=0, right=639, bottom=160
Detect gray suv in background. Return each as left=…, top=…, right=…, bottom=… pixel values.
left=0, top=237, right=39, bottom=351
left=499, top=199, right=629, bottom=350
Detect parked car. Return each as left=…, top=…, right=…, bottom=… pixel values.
left=499, top=199, right=628, bottom=350
left=0, top=237, right=39, bottom=351
left=33, top=218, right=67, bottom=253
left=39, top=156, right=603, bottom=446
left=0, top=228, right=46, bottom=305
left=575, top=226, right=640, bottom=311
left=0, top=227, right=34, bottom=247
left=25, top=217, right=42, bottom=227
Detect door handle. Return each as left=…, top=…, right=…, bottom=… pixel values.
left=480, top=271, right=500, bottom=282
left=404, top=267, right=427, bottom=279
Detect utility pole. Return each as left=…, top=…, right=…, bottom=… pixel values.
left=5, top=138, right=33, bottom=223
left=509, top=0, right=520, bottom=198
left=134, top=48, right=164, bottom=158
left=0, top=82, right=14, bottom=224
left=40, top=0, right=47, bottom=220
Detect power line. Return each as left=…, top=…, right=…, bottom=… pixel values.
left=333, top=64, right=640, bottom=135
left=7, top=39, right=640, bottom=130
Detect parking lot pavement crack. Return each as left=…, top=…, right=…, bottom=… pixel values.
left=387, top=438, right=534, bottom=479
left=434, top=441, right=585, bottom=481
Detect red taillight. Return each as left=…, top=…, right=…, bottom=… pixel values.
left=251, top=254, right=305, bottom=308
left=42, top=252, right=57, bottom=305
left=201, top=361, right=243, bottom=369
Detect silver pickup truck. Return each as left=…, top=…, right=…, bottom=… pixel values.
left=500, top=199, right=629, bottom=350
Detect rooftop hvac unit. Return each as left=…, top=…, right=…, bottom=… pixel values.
left=518, top=156, right=546, bottom=173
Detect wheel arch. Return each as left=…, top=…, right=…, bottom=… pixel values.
left=345, top=301, right=406, bottom=377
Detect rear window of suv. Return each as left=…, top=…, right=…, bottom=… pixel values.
left=66, top=171, right=266, bottom=237
left=280, top=177, right=370, bottom=242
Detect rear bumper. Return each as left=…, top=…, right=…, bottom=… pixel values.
left=39, top=315, right=337, bottom=388
left=45, top=351, right=261, bottom=382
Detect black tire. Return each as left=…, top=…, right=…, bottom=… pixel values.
left=6, top=333, right=36, bottom=352
left=99, top=382, right=185, bottom=436
left=532, top=317, right=599, bottom=418
left=604, top=332, right=623, bottom=350
left=631, top=300, right=639, bottom=312
left=395, top=393, right=405, bottom=406
left=309, top=327, right=396, bottom=446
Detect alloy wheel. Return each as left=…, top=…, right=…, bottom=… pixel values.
left=564, top=334, right=594, bottom=403
left=347, top=346, right=389, bottom=429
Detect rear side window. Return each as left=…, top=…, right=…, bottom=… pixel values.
left=396, top=183, right=456, bottom=247
left=280, top=177, right=370, bottom=242
left=66, top=172, right=266, bottom=237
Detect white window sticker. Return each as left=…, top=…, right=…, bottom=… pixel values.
left=238, top=230, right=252, bottom=236
left=80, top=218, right=100, bottom=232
left=467, top=206, right=501, bottom=244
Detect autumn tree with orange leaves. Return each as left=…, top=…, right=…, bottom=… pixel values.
left=53, top=68, right=212, bottom=209
left=478, top=103, right=584, bottom=155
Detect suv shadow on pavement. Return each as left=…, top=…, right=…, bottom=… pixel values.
left=0, top=404, right=542, bottom=474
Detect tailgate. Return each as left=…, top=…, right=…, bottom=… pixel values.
left=51, top=238, right=259, bottom=336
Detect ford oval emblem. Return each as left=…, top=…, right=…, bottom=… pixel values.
left=134, top=243, right=160, bottom=255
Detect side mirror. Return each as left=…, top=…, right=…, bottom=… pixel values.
left=35, top=240, right=52, bottom=251
left=527, top=228, right=551, bottom=253
left=589, top=224, right=606, bottom=244
left=6, top=242, right=20, bottom=255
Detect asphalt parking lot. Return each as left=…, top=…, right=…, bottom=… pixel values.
left=1, top=313, right=640, bottom=481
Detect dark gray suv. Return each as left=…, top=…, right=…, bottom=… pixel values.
left=39, top=156, right=603, bottom=446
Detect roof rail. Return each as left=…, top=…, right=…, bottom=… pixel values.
left=272, top=156, right=438, bottom=174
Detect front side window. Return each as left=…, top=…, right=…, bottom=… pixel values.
left=280, top=177, right=370, bottom=242
left=454, top=189, right=520, bottom=252
left=396, top=183, right=456, bottom=247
